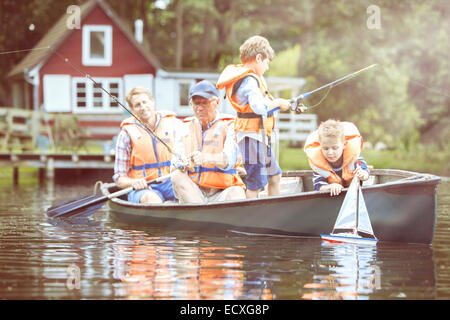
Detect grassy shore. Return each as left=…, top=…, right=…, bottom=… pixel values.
left=279, top=142, right=450, bottom=177
left=1, top=143, right=449, bottom=182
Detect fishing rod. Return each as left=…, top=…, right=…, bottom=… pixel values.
left=48, top=46, right=183, bottom=160
left=290, top=64, right=378, bottom=114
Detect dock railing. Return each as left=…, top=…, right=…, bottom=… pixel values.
left=276, top=113, right=317, bottom=147
left=0, top=107, right=94, bottom=152
left=0, top=107, right=40, bottom=151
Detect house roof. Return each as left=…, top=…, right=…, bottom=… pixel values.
left=7, top=0, right=162, bottom=79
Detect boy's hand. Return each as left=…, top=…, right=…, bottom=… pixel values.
left=321, top=183, right=344, bottom=196
left=354, top=166, right=369, bottom=181
left=329, top=183, right=343, bottom=196
left=272, top=98, right=291, bottom=112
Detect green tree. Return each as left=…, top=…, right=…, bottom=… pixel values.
left=0, top=0, right=84, bottom=105
left=1, top=0, right=447, bottom=152
left=290, top=0, right=448, bottom=148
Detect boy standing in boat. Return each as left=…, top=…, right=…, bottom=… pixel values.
left=170, top=80, right=246, bottom=203
left=216, top=35, right=291, bottom=199
left=113, top=87, right=181, bottom=204
left=304, top=119, right=370, bottom=196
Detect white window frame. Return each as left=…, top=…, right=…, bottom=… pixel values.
left=72, top=77, right=124, bottom=114
left=82, top=25, right=113, bottom=66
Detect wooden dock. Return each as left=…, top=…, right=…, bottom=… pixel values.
left=0, top=152, right=114, bottom=183
left=0, top=107, right=119, bottom=153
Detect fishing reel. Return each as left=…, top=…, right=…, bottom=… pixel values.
left=290, top=97, right=308, bottom=114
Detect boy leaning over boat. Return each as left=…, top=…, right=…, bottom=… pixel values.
left=170, top=80, right=246, bottom=204
left=216, top=35, right=291, bottom=199
left=304, top=119, right=370, bottom=196
left=113, top=87, right=181, bottom=204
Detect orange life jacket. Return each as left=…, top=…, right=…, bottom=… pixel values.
left=304, top=122, right=363, bottom=187
left=120, top=111, right=177, bottom=181
left=182, top=115, right=245, bottom=190
left=216, top=64, right=276, bottom=136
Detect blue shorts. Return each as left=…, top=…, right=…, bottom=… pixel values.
left=127, top=178, right=176, bottom=203
left=238, top=137, right=282, bottom=191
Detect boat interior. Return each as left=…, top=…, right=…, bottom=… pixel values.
left=258, top=169, right=431, bottom=198
left=103, top=169, right=434, bottom=201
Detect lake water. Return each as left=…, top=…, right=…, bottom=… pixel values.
left=0, top=171, right=449, bottom=301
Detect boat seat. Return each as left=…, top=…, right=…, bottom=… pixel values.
left=259, top=177, right=303, bottom=198
left=362, top=175, right=376, bottom=186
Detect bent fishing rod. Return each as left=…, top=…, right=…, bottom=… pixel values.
left=48, top=46, right=183, bottom=161
left=289, top=63, right=377, bottom=114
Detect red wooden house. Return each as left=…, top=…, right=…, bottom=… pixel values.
left=7, top=0, right=161, bottom=142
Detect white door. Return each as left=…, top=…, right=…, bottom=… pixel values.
left=154, top=77, right=176, bottom=112
left=124, top=74, right=154, bottom=96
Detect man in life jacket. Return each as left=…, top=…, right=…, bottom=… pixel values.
left=304, top=119, right=370, bottom=196
left=170, top=80, right=246, bottom=203
left=216, top=35, right=291, bottom=199
left=113, top=86, right=181, bottom=204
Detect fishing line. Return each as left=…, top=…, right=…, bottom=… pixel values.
left=0, top=46, right=50, bottom=55
left=289, top=64, right=377, bottom=114
left=409, top=79, right=450, bottom=99
left=348, top=20, right=449, bottom=100
left=382, top=67, right=450, bottom=99
left=300, top=85, right=333, bottom=110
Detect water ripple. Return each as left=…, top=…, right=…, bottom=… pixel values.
left=0, top=178, right=449, bottom=299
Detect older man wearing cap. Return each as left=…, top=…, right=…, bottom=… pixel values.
left=171, top=80, right=246, bottom=203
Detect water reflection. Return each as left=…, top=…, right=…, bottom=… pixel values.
left=111, top=229, right=246, bottom=299
left=40, top=216, right=114, bottom=299
left=302, top=242, right=379, bottom=299
left=38, top=216, right=253, bottom=299
left=302, top=241, right=436, bottom=300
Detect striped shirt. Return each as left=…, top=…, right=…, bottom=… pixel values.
left=313, top=156, right=369, bottom=191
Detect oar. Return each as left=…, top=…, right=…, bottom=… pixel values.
left=46, top=173, right=172, bottom=218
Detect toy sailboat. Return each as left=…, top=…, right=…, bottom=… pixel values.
left=321, top=176, right=378, bottom=244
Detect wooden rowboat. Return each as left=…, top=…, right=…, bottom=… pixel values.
left=100, top=169, right=441, bottom=244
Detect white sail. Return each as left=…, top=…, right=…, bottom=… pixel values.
left=332, top=175, right=376, bottom=239
left=356, top=186, right=375, bottom=236
left=332, top=176, right=359, bottom=231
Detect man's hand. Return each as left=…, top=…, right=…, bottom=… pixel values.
left=188, top=151, right=203, bottom=166
left=117, top=176, right=150, bottom=190
left=173, top=156, right=191, bottom=172
left=187, top=151, right=228, bottom=169
left=131, top=178, right=150, bottom=190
